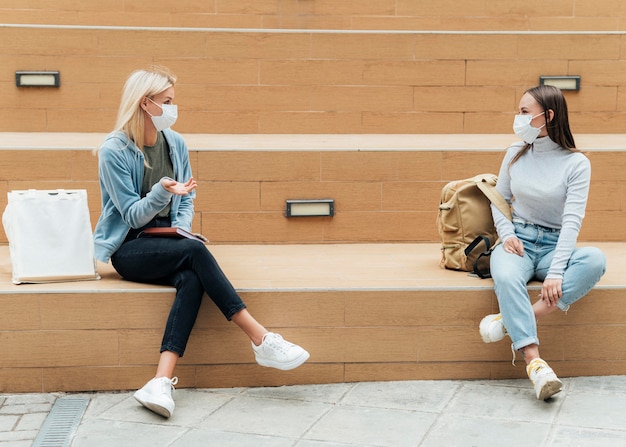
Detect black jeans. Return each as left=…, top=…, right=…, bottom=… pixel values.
left=111, top=219, right=246, bottom=357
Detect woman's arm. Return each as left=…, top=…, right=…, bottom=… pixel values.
left=165, top=131, right=195, bottom=230
left=491, top=145, right=518, bottom=243
left=99, top=143, right=172, bottom=229
left=547, top=155, right=591, bottom=278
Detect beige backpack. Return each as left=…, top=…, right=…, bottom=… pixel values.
left=437, top=173, right=512, bottom=278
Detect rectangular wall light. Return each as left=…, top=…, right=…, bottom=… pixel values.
left=539, top=75, right=580, bottom=91
left=16, top=71, right=60, bottom=87
left=285, top=199, right=334, bottom=217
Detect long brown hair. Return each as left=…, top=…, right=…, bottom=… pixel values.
left=510, top=85, right=578, bottom=166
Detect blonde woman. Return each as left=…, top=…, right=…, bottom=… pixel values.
left=93, top=66, right=309, bottom=418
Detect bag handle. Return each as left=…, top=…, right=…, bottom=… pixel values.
left=473, top=174, right=512, bottom=221
left=467, top=174, right=510, bottom=279
left=465, top=235, right=497, bottom=279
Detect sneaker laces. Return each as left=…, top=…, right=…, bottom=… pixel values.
left=262, top=333, right=294, bottom=354
left=158, top=376, right=178, bottom=394
left=527, top=359, right=547, bottom=376
left=510, top=343, right=517, bottom=366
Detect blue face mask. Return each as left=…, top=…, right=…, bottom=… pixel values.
left=513, top=112, right=545, bottom=144
left=147, top=97, right=178, bottom=131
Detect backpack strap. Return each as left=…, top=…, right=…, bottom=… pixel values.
left=473, top=174, right=512, bottom=221
left=465, top=235, right=496, bottom=279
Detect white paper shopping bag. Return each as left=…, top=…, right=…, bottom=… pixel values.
left=2, top=189, right=100, bottom=284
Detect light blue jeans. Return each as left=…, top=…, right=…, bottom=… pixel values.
left=490, top=221, right=606, bottom=351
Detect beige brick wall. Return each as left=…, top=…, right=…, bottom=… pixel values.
left=0, top=144, right=622, bottom=244
left=3, top=0, right=626, bottom=30
left=2, top=286, right=624, bottom=392
left=3, top=26, right=626, bottom=134
left=1, top=3, right=625, bottom=241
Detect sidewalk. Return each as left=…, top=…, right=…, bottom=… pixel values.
left=2, top=375, right=626, bottom=447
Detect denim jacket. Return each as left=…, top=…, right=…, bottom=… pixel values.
left=93, top=129, right=194, bottom=263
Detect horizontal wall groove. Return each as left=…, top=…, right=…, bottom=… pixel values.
left=4, top=23, right=626, bottom=35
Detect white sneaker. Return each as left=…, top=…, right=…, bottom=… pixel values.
left=252, top=332, right=310, bottom=370
left=479, top=313, right=507, bottom=343
left=526, top=358, right=562, bottom=400
left=133, top=376, right=178, bottom=418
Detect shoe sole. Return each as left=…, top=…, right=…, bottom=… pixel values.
left=255, top=351, right=310, bottom=371
left=133, top=391, right=173, bottom=418
left=537, top=379, right=563, bottom=401
left=479, top=315, right=505, bottom=343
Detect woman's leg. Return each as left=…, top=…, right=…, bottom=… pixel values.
left=164, top=261, right=268, bottom=347
left=155, top=351, right=179, bottom=379
left=535, top=246, right=607, bottom=311
left=524, top=246, right=606, bottom=365
left=153, top=313, right=265, bottom=382
left=525, top=301, right=559, bottom=363
left=114, top=237, right=309, bottom=417
left=491, top=256, right=561, bottom=401
left=159, top=269, right=205, bottom=357
left=490, top=243, right=537, bottom=352
left=113, top=237, right=308, bottom=367
left=113, top=237, right=247, bottom=320
left=128, top=240, right=302, bottom=350
left=232, top=309, right=268, bottom=346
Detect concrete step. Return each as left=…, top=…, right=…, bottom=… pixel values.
left=0, top=242, right=624, bottom=393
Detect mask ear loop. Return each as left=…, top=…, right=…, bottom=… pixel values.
left=533, top=111, right=547, bottom=133
left=543, top=110, right=555, bottom=139
left=144, top=97, right=165, bottom=119
left=146, top=97, right=162, bottom=111
left=146, top=97, right=160, bottom=107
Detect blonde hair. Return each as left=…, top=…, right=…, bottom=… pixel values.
left=114, top=65, right=177, bottom=149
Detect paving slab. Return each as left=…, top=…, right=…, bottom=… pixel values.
left=2, top=376, right=626, bottom=447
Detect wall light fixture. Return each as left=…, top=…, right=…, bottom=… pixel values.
left=285, top=199, right=334, bottom=217
left=539, top=75, right=580, bottom=91
left=16, top=71, right=61, bottom=88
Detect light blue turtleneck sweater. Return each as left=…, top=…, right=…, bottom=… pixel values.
left=491, top=136, right=591, bottom=279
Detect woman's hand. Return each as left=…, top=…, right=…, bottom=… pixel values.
left=161, top=177, right=197, bottom=196
left=503, top=236, right=524, bottom=256
left=541, top=278, right=563, bottom=308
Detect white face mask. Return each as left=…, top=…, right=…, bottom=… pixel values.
left=147, top=97, right=178, bottom=131
left=513, top=112, right=545, bottom=144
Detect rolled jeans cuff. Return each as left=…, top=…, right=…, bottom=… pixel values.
left=512, top=336, right=539, bottom=352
